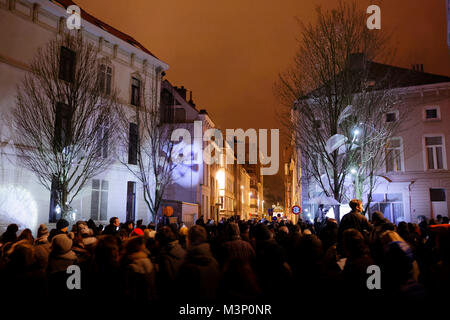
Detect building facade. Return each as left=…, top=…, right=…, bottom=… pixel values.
left=300, top=60, right=450, bottom=223
left=0, top=0, right=168, bottom=232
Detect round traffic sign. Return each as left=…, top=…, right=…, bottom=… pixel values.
left=292, top=205, right=301, bottom=215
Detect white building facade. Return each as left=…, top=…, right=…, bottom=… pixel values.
left=0, top=0, right=168, bottom=232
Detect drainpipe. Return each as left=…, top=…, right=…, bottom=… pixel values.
left=408, top=180, right=416, bottom=222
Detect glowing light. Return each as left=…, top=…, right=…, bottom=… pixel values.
left=216, top=169, right=225, bottom=190
left=350, top=168, right=357, bottom=175
left=55, top=205, right=61, bottom=214
left=0, top=185, right=38, bottom=233
left=353, top=129, right=360, bottom=136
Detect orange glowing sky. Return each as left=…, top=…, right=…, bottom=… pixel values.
left=76, top=0, right=450, bottom=131
left=76, top=0, right=450, bottom=198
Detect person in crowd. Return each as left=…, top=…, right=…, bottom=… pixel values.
left=124, top=221, right=135, bottom=237
left=341, top=228, right=375, bottom=299
left=87, top=235, right=121, bottom=302
left=17, top=228, right=34, bottom=245
left=219, top=222, right=255, bottom=267
left=0, top=239, right=47, bottom=301
left=120, top=235, right=156, bottom=303
left=337, top=199, right=372, bottom=255
left=251, top=223, right=292, bottom=301
left=47, top=233, right=78, bottom=300
left=156, top=226, right=186, bottom=299
left=380, top=231, right=424, bottom=300
left=103, top=217, right=120, bottom=236
left=34, top=224, right=51, bottom=271
left=177, top=225, right=220, bottom=302
left=48, top=219, right=69, bottom=242
left=0, top=223, right=19, bottom=245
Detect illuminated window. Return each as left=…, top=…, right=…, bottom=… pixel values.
left=425, top=136, right=446, bottom=169
left=91, top=179, right=108, bottom=221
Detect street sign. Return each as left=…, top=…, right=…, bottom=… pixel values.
left=292, top=205, right=301, bottom=215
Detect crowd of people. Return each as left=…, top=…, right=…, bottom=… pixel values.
left=0, top=199, right=449, bottom=308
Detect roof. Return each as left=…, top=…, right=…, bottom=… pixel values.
left=367, top=61, right=450, bottom=89
left=51, top=0, right=158, bottom=59
left=302, top=54, right=450, bottom=99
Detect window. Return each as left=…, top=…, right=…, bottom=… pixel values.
left=128, top=123, right=138, bottom=165
left=369, top=193, right=404, bottom=224
left=385, top=112, right=398, bottom=123
left=98, top=64, right=112, bottom=95
left=96, top=122, right=109, bottom=158
left=424, top=106, right=440, bottom=120
left=131, top=77, right=141, bottom=106
left=425, top=136, right=445, bottom=169
left=126, top=181, right=136, bottom=222
left=430, top=188, right=446, bottom=202
left=386, top=138, right=403, bottom=172
left=91, top=179, right=108, bottom=221
left=54, top=102, right=72, bottom=151
left=59, top=46, right=75, bottom=82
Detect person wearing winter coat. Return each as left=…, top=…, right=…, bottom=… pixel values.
left=220, top=222, right=255, bottom=266
left=156, top=226, right=186, bottom=299
left=34, top=224, right=51, bottom=271
left=120, top=236, right=157, bottom=303
left=177, top=225, right=220, bottom=302
left=47, top=233, right=78, bottom=300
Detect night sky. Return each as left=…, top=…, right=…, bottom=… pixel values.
left=76, top=0, right=450, bottom=202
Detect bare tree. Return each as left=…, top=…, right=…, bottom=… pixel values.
left=11, top=32, right=121, bottom=220
left=275, top=1, right=399, bottom=221
left=120, top=74, right=186, bottom=225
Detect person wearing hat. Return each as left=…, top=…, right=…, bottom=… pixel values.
left=47, top=233, right=78, bottom=274
left=34, top=224, right=51, bottom=270
left=47, top=233, right=78, bottom=298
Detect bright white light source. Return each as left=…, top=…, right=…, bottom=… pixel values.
left=0, top=185, right=38, bottom=233
left=350, top=168, right=357, bottom=174
left=353, top=129, right=360, bottom=136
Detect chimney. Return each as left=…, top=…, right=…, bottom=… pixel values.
left=175, top=86, right=187, bottom=100
left=188, top=90, right=196, bottom=107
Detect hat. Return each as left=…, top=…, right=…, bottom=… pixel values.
left=37, top=224, right=49, bottom=237
left=51, top=234, right=74, bottom=257
left=130, top=228, right=144, bottom=236
left=56, top=219, right=69, bottom=230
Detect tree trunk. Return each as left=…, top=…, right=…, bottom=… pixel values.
left=332, top=204, right=341, bottom=224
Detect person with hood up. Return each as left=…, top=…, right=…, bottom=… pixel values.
left=177, top=225, right=220, bottom=302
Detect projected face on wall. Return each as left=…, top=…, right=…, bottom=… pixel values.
left=171, top=138, right=202, bottom=188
